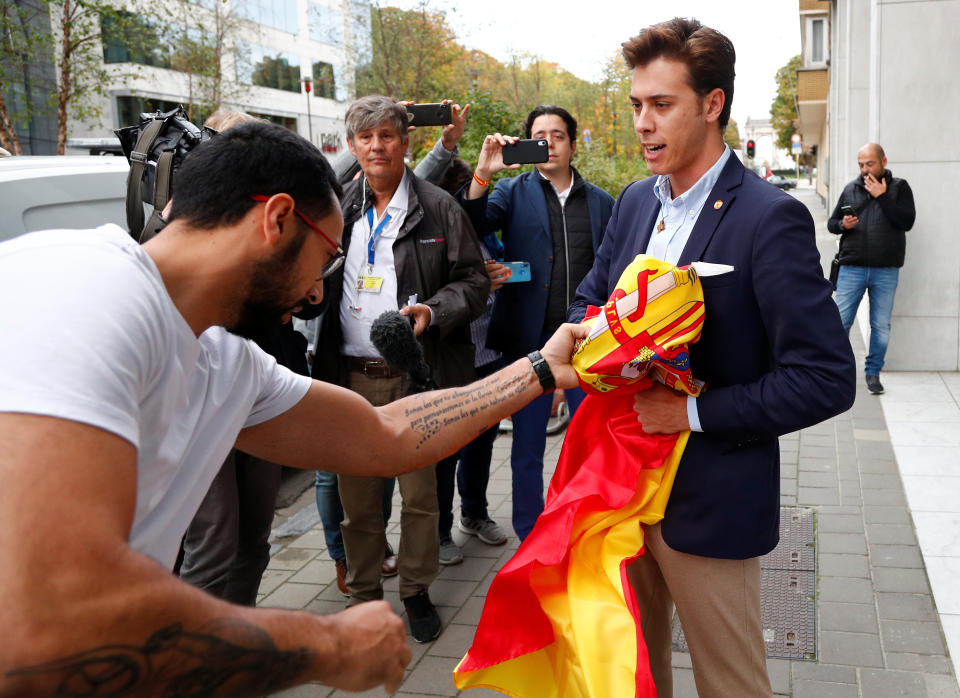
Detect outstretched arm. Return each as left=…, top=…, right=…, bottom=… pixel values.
left=237, top=322, right=588, bottom=474
left=0, top=414, right=410, bottom=698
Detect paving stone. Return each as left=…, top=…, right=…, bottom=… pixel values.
left=873, top=567, right=931, bottom=593
left=451, top=595, right=485, bottom=625
left=860, top=473, right=905, bottom=490
left=860, top=459, right=899, bottom=475
left=427, top=621, right=476, bottom=658
left=819, top=532, right=868, bottom=555
left=430, top=579, right=476, bottom=607
left=288, top=559, right=337, bottom=585
left=781, top=479, right=798, bottom=496
left=880, top=619, right=946, bottom=654
left=791, top=662, right=857, bottom=683
left=799, top=487, right=840, bottom=505
left=798, top=457, right=837, bottom=472
left=793, top=680, right=859, bottom=698
left=860, top=668, right=960, bottom=698
left=399, top=655, right=458, bottom=696
left=885, top=652, right=956, bottom=675
left=781, top=463, right=798, bottom=479
left=864, top=506, right=913, bottom=524
left=856, top=440, right=897, bottom=460
left=819, top=553, right=870, bottom=578
left=259, top=581, right=323, bottom=609
left=870, top=544, right=925, bottom=568
left=273, top=683, right=333, bottom=697
left=862, top=488, right=908, bottom=506
left=819, top=576, right=874, bottom=603
left=819, top=601, right=878, bottom=633
left=876, top=592, right=938, bottom=621
left=437, top=555, right=496, bottom=582
left=867, top=523, right=918, bottom=546
left=672, top=667, right=698, bottom=698
left=799, top=471, right=839, bottom=488
left=767, top=658, right=791, bottom=694
left=267, top=546, right=317, bottom=571
left=819, top=630, right=884, bottom=667
left=258, top=568, right=292, bottom=596
left=799, top=444, right=837, bottom=459
left=818, top=514, right=865, bottom=534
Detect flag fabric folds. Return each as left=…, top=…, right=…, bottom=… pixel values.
left=453, top=255, right=706, bottom=697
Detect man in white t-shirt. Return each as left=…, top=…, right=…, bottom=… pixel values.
left=0, top=121, right=586, bottom=697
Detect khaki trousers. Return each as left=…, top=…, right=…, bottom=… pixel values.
left=339, top=370, right=439, bottom=602
left=626, top=522, right=772, bottom=698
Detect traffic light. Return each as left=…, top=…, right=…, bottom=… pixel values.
left=746, top=139, right=755, bottom=159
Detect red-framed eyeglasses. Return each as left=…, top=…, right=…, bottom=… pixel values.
left=250, top=195, right=345, bottom=279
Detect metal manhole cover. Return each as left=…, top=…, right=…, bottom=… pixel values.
left=672, top=507, right=817, bottom=660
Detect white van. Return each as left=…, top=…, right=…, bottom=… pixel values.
left=0, top=156, right=130, bottom=243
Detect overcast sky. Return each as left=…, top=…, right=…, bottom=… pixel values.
left=384, top=0, right=801, bottom=131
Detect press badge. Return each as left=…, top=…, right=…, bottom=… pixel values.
left=356, top=274, right=384, bottom=293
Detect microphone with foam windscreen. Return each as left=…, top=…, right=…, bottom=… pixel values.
left=370, top=310, right=436, bottom=393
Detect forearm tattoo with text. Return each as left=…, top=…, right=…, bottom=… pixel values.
left=404, top=371, right=529, bottom=448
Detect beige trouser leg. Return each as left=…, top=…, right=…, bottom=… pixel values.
left=340, top=370, right=438, bottom=603
left=626, top=522, right=772, bottom=698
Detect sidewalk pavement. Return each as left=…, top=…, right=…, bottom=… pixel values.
left=261, top=183, right=960, bottom=697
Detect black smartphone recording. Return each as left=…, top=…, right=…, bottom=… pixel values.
left=502, top=139, right=549, bottom=165
left=406, top=103, right=452, bottom=127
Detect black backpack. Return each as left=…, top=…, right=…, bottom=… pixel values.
left=115, top=106, right=216, bottom=243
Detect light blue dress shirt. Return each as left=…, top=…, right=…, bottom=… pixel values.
left=644, top=146, right=732, bottom=432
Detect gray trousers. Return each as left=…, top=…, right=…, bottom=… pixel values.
left=179, top=448, right=282, bottom=606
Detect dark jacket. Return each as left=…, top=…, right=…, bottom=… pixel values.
left=458, top=168, right=614, bottom=357
left=827, top=169, right=916, bottom=267
left=314, top=169, right=489, bottom=390
left=570, top=156, right=856, bottom=559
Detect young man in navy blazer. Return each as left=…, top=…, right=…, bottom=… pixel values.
left=569, top=18, right=856, bottom=697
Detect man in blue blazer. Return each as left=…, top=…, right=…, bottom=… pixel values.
left=459, top=106, right=614, bottom=540
left=568, top=19, right=855, bottom=697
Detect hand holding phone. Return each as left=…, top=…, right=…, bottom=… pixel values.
left=840, top=205, right=857, bottom=218
left=500, top=261, right=531, bottom=283
left=840, top=205, right=859, bottom=229
left=501, top=139, right=549, bottom=165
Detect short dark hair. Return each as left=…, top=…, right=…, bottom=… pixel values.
left=168, top=121, right=342, bottom=229
left=524, top=105, right=577, bottom=142
left=621, top=17, right=736, bottom=130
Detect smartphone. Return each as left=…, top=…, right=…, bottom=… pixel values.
left=502, top=139, right=549, bottom=165
left=840, top=205, right=857, bottom=218
left=501, top=261, right=531, bottom=283
left=406, top=103, right=452, bottom=127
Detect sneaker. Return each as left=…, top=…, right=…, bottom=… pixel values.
left=866, top=374, right=884, bottom=395
left=459, top=516, right=508, bottom=545
left=438, top=535, right=463, bottom=565
left=498, top=417, right=513, bottom=432
left=334, top=557, right=349, bottom=597
left=403, top=590, right=442, bottom=643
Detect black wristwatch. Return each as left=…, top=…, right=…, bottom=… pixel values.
left=527, top=351, right=556, bottom=393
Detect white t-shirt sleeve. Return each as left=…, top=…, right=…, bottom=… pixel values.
left=238, top=338, right=312, bottom=428
left=0, top=229, right=164, bottom=447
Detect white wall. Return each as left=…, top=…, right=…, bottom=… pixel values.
left=830, top=0, right=960, bottom=370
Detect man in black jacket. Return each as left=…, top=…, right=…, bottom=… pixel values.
left=828, top=143, right=916, bottom=394
left=312, top=96, right=488, bottom=643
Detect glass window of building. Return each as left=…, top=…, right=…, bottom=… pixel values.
left=236, top=43, right=302, bottom=93
left=312, top=61, right=336, bottom=99
left=233, top=0, right=298, bottom=34
left=309, top=3, right=342, bottom=46
left=102, top=12, right=172, bottom=69
left=810, top=18, right=825, bottom=64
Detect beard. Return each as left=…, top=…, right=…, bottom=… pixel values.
left=227, top=223, right=310, bottom=342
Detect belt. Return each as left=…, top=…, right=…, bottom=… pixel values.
left=347, top=356, right=403, bottom=379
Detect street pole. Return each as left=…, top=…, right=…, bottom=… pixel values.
left=302, top=77, right=313, bottom=145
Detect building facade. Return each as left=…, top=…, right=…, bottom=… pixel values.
left=798, top=0, right=960, bottom=370
left=65, top=0, right=370, bottom=155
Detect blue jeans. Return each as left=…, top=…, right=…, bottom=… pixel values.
left=510, top=381, right=586, bottom=541
left=834, top=265, right=899, bottom=376
left=315, top=471, right=394, bottom=561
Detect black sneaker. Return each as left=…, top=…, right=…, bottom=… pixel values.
left=866, top=374, right=884, bottom=395
left=403, top=590, right=442, bottom=643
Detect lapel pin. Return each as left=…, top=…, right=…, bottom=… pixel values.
left=713, top=199, right=723, bottom=210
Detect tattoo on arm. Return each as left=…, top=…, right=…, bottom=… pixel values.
left=7, top=620, right=314, bottom=697
left=404, top=372, right=529, bottom=449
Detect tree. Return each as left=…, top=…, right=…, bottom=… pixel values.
left=723, top=117, right=740, bottom=150
left=770, top=54, right=801, bottom=153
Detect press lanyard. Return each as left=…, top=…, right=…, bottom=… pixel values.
left=366, top=206, right=391, bottom=271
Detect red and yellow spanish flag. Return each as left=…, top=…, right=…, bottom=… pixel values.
left=454, top=255, right=706, bottom=697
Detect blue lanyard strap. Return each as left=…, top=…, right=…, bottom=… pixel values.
left=366, top=206, right=391, bottom=267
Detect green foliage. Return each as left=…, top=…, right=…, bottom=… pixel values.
left=574, top=147, right=650, bottom=199
left=770, top=55, right=801, bottom=152
left=724, top=118, right=740, bottom=149
left=0, top=0, right=53, bottom=152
